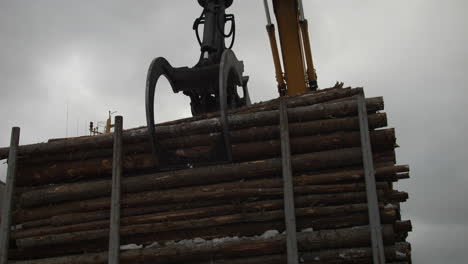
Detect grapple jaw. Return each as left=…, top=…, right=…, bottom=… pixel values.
left=145, top=0, right=250, bottom=168
left=145, top=49, right=250, bottom=168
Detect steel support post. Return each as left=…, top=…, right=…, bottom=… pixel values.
left=357, top=92, right=386, bottom=264
left=108, top=116, right=123, bottom=264
left=279, top=98, right=299, bottom=264
left=0, top=127, right=20, bottom=264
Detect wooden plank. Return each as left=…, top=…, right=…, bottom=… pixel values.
left=279, top=98, right=299, bottom=264
left=0, top=127, right=20, bottom=264
left=357, top=92, right=386, bottom=264
left=108, top=117, right=123, bottom=264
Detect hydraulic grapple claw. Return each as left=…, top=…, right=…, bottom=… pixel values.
left=145, top=0, right=251, bottom=168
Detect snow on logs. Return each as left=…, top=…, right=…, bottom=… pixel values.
left=3, top=87, right=412, bottom=263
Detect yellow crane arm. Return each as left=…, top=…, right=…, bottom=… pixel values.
left=263, top=0, right=318, bottom=96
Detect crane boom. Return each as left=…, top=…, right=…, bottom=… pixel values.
left=264, top=0, right=318, bottom=96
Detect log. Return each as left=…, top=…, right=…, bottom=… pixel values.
left=15, top=208, right=398, bottom=248
left=116, top=196, right=406, bottom=248
left=20, top=200, right=227, bottom=229
left=12, top=202, right=379, bottom=239
left=17, top=164, right=408, bottom=227
left=301, top=242, right=410, bottom=263
left=51, top=183, right=388, bottom=213
left=230, top=128, right=395, bottom=162
left=394, top=220, right=412, bottom=233
left=10, top=219, right=411, bottom=260
left=18, top=113, right=388, bottom=166
left=10, top=225, right=397, bottom=264
left=2, top=96, right=384, bottom=161
left=159, top=86, right=358, bottom=126
left=18, top=141, right=397, bottom=207
left=193, top=255, right=286, bottom=264
left=16, top=123, right=393, bottom=187
left=24, top=243, right=406, bottom=264
left=21, top=162, right=409, bottom=229
left=14, top=168, right=400, bottom=225
left=189, top=243, right=411, bottom=264
left=2, top=87, right=363, bottom=160
left=15, top=100, right=387, bottom=187
left=128, top=94, right=381, bottom=139
left=20, top=178, right=386, bottom=212
left=14, top=198, right=397, bottom=250
left=16, top=153, right=157, bottom=187
left=13, top=183, right=407, bottom=225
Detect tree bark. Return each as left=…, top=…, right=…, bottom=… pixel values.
left=159, top=86, right=360, bottom=126
left=18, top=139, right=396, bottom=206
left=15, top=98, right=386, bottom=187
left=16, top=164, right=407, bottom=227
left=13, top=188, right=408, bottom=227
left=12, top=200, right=384, bottom=239
left=10, top=219, right=411, bottom=261
left=17, top=113, right=387, bottom=165
left=19, top=161, right=407, bottom=229
left=1, top=96, right=383, bottom=161
left=189, top=243, right=410, bottom=264
left=19, top=200, right=225, bottom=229
left=15, top=208, right=397, bottom=248
left=10, top=224, right=398, bottom=264
left=21, top=180, right=386, bottom=210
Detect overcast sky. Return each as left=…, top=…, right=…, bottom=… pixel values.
left=0, top=0, right=467, bottom=262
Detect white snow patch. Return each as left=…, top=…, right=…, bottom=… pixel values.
left=384, top=203, right=397, bottom=209
left=193, top=237, right=206, bottom=244
left=120, top=244, right=143, bottom=250
left=213, top=236, right=241, bottom=244
left=119, top=228, right=324, bottom=252
left=176, top=239, right=198, bottom=246
left=261, top=230, right=280, bottom=239
left=145, top=242, right=161, bottom=249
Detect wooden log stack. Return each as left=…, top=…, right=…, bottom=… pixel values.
left=0, top=86, right=412, bottom=263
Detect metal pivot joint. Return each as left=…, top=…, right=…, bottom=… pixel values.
left=146, top=0, right=250, bottom=166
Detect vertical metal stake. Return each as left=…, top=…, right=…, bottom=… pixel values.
left=0, top=127, right=20, bottom=264
left=263, top=0, right=273, bottom=25
left=279, top=98, right=299, bottom=264
left=357, top=93, right=386, bottom=264
left=108, top=116, right=123, bottom=264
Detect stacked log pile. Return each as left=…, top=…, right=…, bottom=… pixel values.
left=0, top=86, right=412, bottom=263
